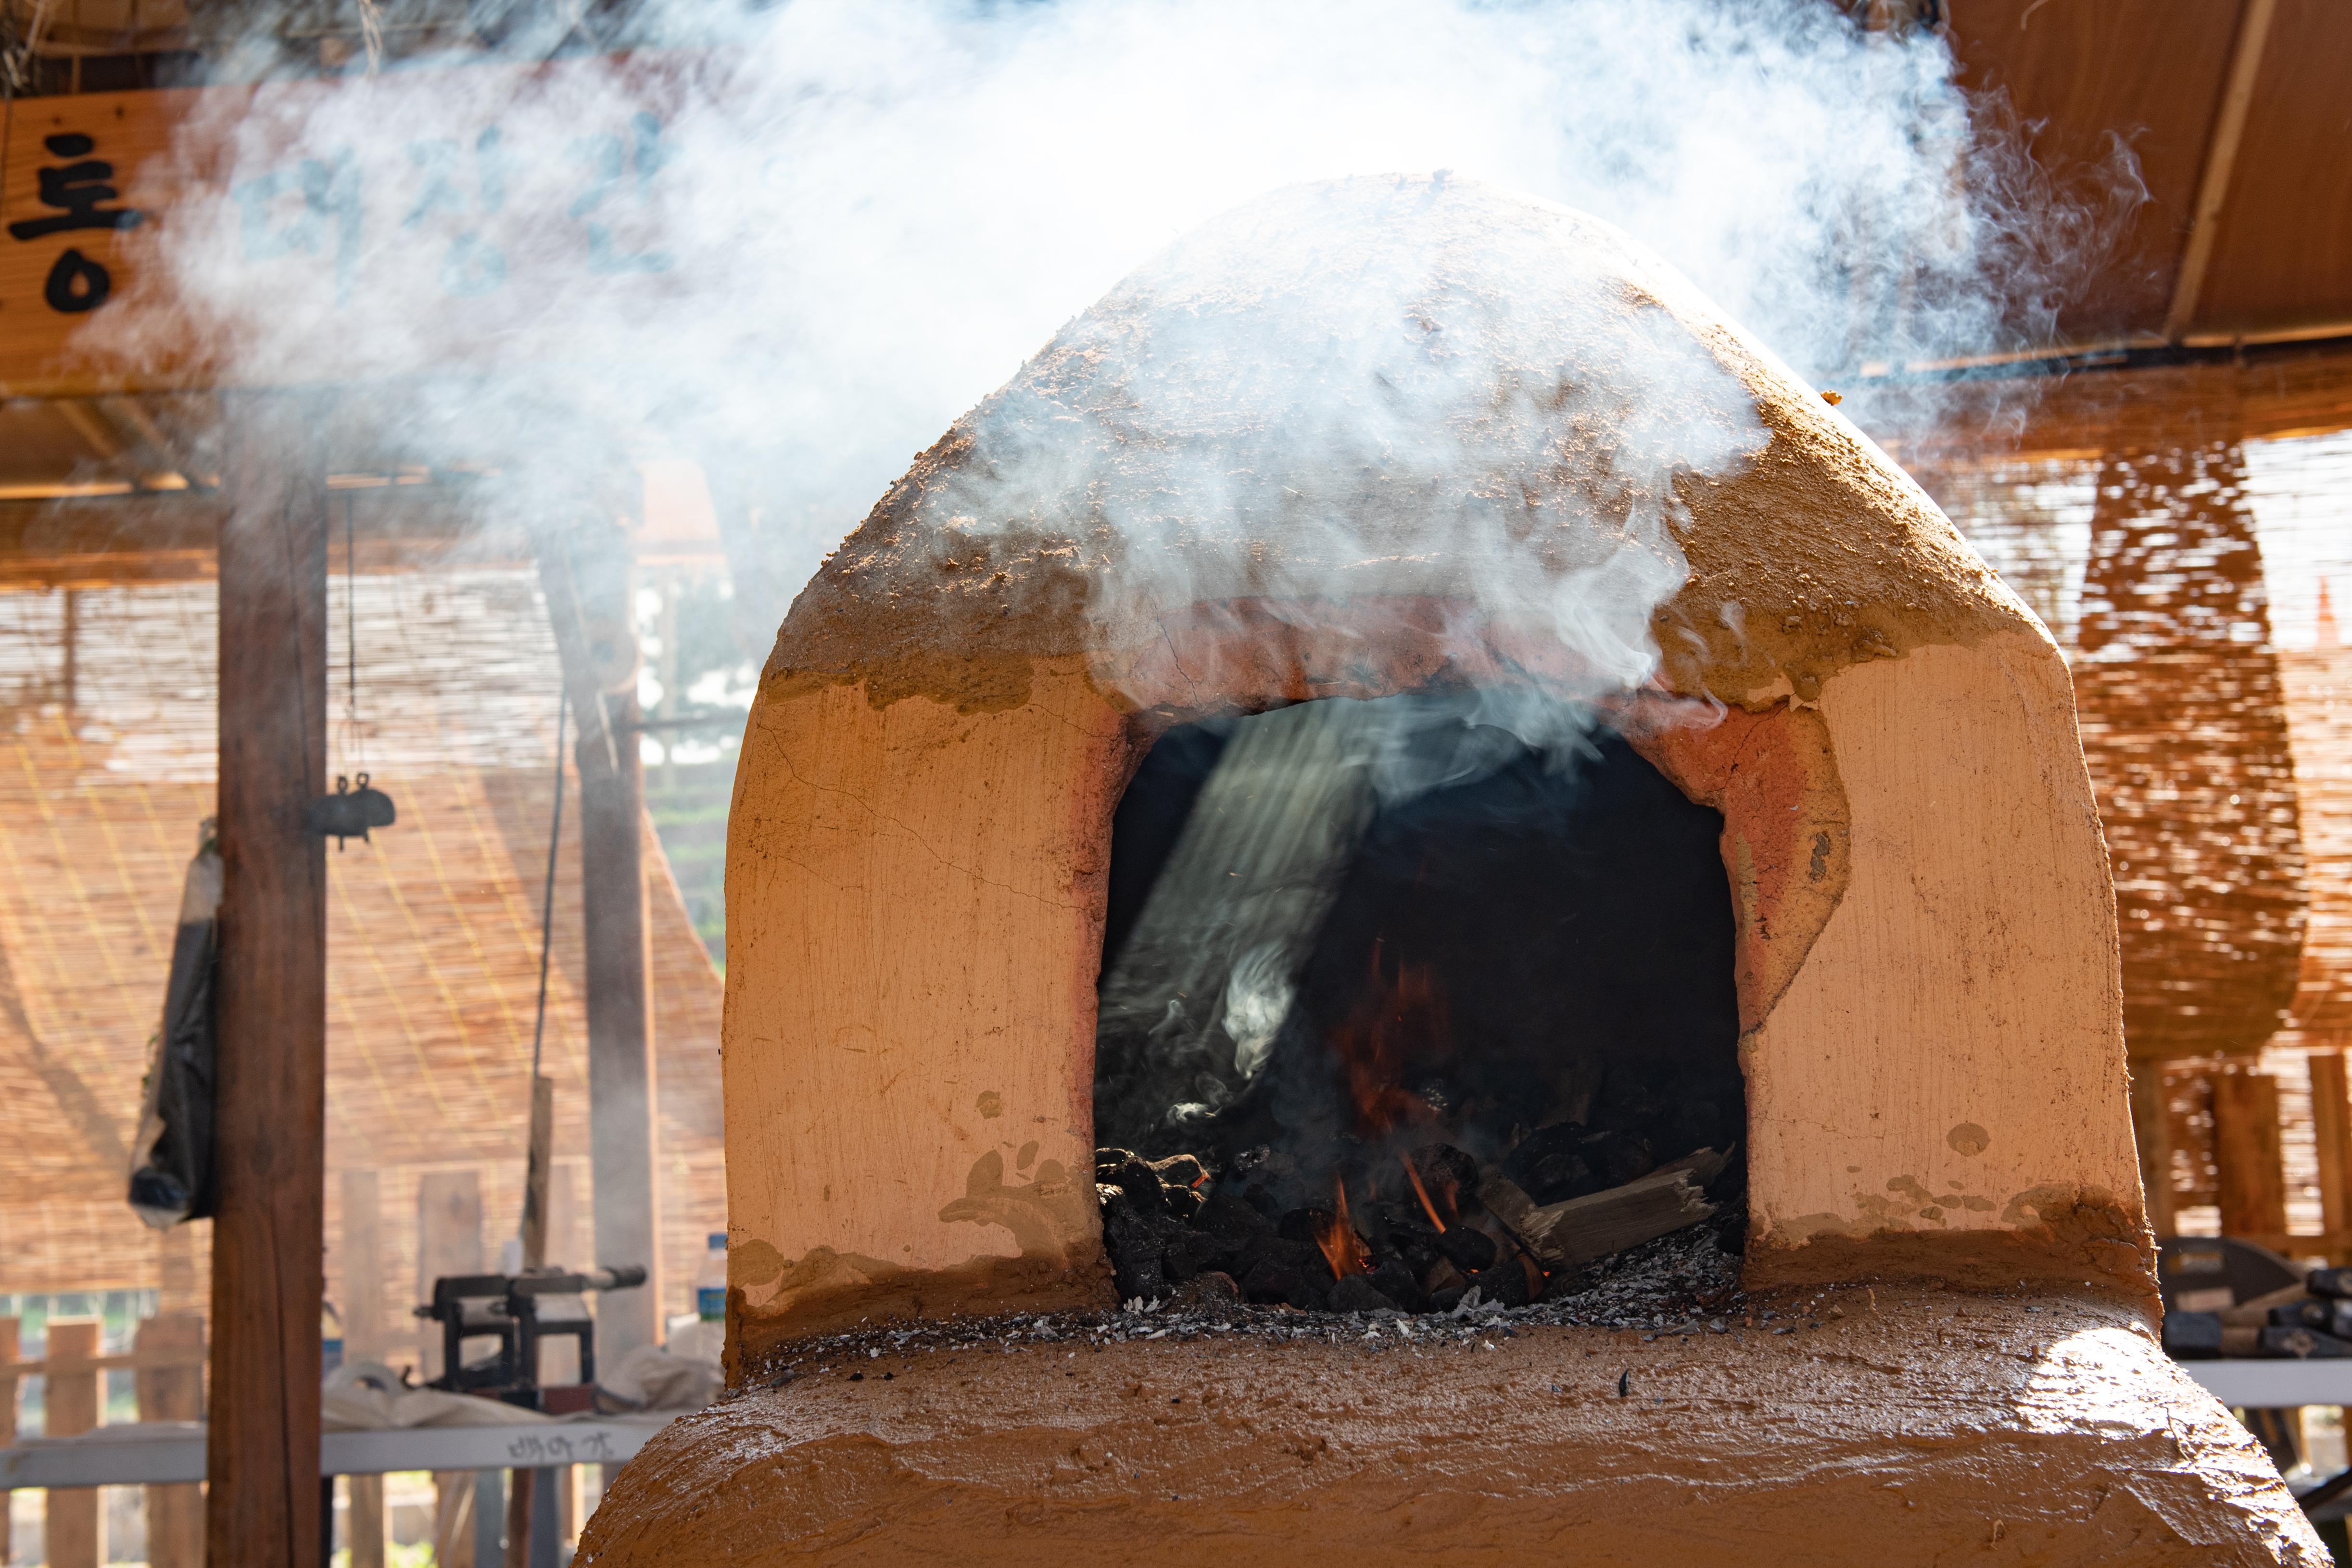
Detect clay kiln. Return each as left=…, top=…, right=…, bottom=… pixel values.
left=583, top=178, right=2324, bottom=1564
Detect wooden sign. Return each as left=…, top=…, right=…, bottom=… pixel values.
left=0, top=60, right=698, bottom=397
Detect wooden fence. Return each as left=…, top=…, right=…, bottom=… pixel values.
left=0, top=1313, right=204, bottom=1568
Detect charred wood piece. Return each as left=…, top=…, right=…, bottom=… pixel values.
left=1480, top=1148, right=1726, bottom=1270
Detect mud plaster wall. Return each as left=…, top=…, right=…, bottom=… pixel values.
left=721, top=178, right=2153, bottom=1351
left=724, top=630, right=2150, bottom=1352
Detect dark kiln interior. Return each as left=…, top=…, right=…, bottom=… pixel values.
left=1091, top=693, right=1747, bottom=1313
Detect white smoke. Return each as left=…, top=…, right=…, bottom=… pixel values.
left=84, top=0, right=2131, bottom=617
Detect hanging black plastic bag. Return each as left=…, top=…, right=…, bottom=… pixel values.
left=128, top=822, right=221, bottom=1228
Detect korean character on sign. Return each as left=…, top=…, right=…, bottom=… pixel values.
left=233, top=151, right=364, bottom=306
left=569, top=112, right=675, bottom=276
left=404, top=124, right=512, bottom=298
left=5, top=131, right=151, bottom=314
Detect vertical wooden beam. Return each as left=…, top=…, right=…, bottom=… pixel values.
left=44, top=1319, right=102, bottom=1568
left=341, top=1169, right=385, bottom=1362
left=348, top=1475, right=385, bottom=1568
left=2214, top=1068, right=2289, bottom=1238
left=520, top=1075, right=555, bottom=1271
left=2130, top=1063, right=2177, bottom=1237
left=543, top=1163, right=585, bottom=1385
left=2313, top=1051, right=2352, bottom=1240
left=0, top=1314, right=15, bottom=1568
left=2164, top=0, right=2280, bottom=342
left=430, top=1474, right=477, bottom=1568
left=134, top=1312, right=207, bottom=1568
left=211, top=394, right=329, bottom=1568
left=344, top=1170, right=388, bottom=1568
left=415, top=1171, right=484, bottom=1382
left=537, top=515, right=661, bottom=1359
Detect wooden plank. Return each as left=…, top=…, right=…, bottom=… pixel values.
left=349, top=1474, right=387, bottom=1568
left=539, top=521, right=661, bottom=1359
left=44, top=1319, right=101, bottom=1568
left=2131, top=1064, right=2178, bottom=1237
left=2314, top=1051, right=2352, bottom=1239
left=520, top=1075, right=555, bottom=1270
left=342, top=1168, right=386, bottom=1363
left=208, top=391, right=329, bottom=1568
left=2162, top=0, right=2280, bottom=341
left=541, top=1163, right=585, bottom=1385
left=0, top=1315, right=15, bottom=1567
left=416, top=1170, right=485, bottom=1382
left=431, top=1473, right=477, bottom=1568
left=0, top=66, right=695, bottom=398
left=133, top=1312, right=206, bottom=1568
left=2214, top=1069, right=2290, bottom=1238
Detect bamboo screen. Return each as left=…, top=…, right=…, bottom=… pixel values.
left=1926, top=429, right=2352, bottom=1238
left=0, top=568, right=725, bottom=1356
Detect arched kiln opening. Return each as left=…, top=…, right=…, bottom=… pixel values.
left=1092, top=691, right=1745, bottom=1314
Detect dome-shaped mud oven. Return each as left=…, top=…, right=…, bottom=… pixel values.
left=584, top=179, right=2326, bottom=1566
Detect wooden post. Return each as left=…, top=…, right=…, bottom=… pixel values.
left=134, top=1312, right=207, bottom=1568
left=211, top=394, right=329, bottom=1567
left=2214, top=1069, right=2289, bottom=1238
left=343, top=1173, right=388, bottom=1568
left=2315, top=1051, right=2352, bottom=1242
left=2129, top=1062, right=2177, bottom=1237
left=520, top=1075, right=555, bottom=1272
left=537, top=515, right=661, bottom=1359
left=0, top=1315, right=16, bottom=1567
left=210, top=395, right=327, bottom=1568
left=342, top=1169, right=385, bottom=1362
left=542, top=1163, right=585, bottom=1385
left=416, top=1171, right=484, bottom=1381
left=45, top=1319, right=102, bottom=1568
left=430, top=1474, right=476, bottom=1568
left=346, top=1476, right=385, bottom=1568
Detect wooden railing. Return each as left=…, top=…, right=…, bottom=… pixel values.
left=1, top=1312, right=206, bottom=1568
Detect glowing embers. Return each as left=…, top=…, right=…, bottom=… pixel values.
left=1089, top=693, right=1747, bottom=1317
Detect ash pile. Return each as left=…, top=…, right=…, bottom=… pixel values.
left=1095, top=1135, right=1741, bottom=1316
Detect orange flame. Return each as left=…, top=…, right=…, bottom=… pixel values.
left=1315, top=1176, right=1373, bottom=1279
left=1328, top=943, right=1449, bottom=1138
left=1401, top=1155, right=1448, bottom=1233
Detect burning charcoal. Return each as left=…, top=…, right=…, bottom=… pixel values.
left=1099, top=1193, right=1171, bottom=1302
left=1104, top=1156, right=1169, bottom=1216
left=1582, top=1129, right=1656, bottom=1189
left=1422, top=1256, right=1467, bottom=1297
left=1174, top=1271, right=1239, bottom=1309
left=1239, top=1254, right=1331, bottom=1310
left=1391, top=1232, right=1445, bottom=1279
left=1234, top=1235, right=1331, bottom=1302
left=1329, top=1273, right=1399, bottom=1314
left=1408, top=1144, right=1482, bottom=1221
left=1366, top=1259, right=1426, bottom=1313
left=1467, top=1259, right=1532, bottom=1308
left=1502, top=1124, right=1601, bottom=1206
left=1151, top=1153, right=1211, bottom=1190
left=1163, top=1228, right=1237, bottom=1284
left=1150, top=1155, right=1208, bottom=1218
left=1434, top=1225, right=1497, bottom=1274
left=1277, top=1207, right=1335, bottom=1246
left=1197, top=1193, right=1274, bottom=1241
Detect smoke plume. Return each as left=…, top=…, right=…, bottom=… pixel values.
left=86, top=0, right=2135, bottom=616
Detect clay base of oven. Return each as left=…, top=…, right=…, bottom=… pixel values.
left=580, top=1286, right=2322, bottom=1566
